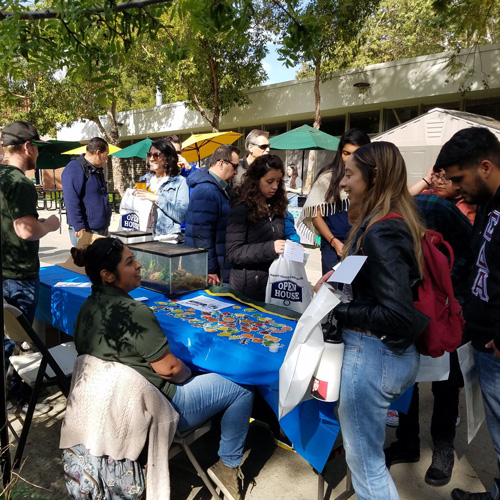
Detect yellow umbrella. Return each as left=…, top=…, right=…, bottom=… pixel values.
left=181, top=131, right=242, bottom=163
left=62, top=144, right=122, bottom=155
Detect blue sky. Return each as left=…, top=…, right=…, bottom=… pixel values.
left=262, top=43, right=300, bottom=85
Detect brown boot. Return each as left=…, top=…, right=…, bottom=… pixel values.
left=207, top=459, right=244, bottom=500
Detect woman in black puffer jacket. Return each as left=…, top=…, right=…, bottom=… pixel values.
left=226, top=155, right=288, bottom=302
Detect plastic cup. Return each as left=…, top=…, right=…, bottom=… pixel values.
left=135, top=182, right=147, bottom=190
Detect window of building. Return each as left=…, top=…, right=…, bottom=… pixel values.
left=290, top=119, right=314, bottom=130
left=383, top=107, right=419, bottom=131
left=422, top=102, right=460, bottom=113
left=265, top=123, right=288, bottom=137
left=465, top=99, right=500, bottom=121
left=321, top=116, right=347, bottom=137
left=349, top=111, right=380, bottom=134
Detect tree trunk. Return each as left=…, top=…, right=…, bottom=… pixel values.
left=304, top=55, right=322, bottom=193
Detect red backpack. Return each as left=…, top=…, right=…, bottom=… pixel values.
left=372, top=213, right=464, bottom=357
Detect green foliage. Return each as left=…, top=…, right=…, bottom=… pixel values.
left=139, top=1, right=269, bottom=130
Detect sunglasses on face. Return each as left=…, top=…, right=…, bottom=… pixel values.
left=146, top=151, right=164, bottom=160
left=251, top=143, right=271, bottom=151
left=223, top=159, right=239, bottom=169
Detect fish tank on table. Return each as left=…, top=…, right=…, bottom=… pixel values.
left=128, top=241, right=208, bottom=296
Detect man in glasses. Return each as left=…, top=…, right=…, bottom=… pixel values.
left=185, top=145, right=240, bottom=285
left=165, top=134, right=197, bottom=178
left=62, top=137, right=112, bottom=246
left=233, top=129, right=270, bottom=186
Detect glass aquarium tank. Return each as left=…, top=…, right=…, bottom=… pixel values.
left=128, top=241, right=208, bottom=296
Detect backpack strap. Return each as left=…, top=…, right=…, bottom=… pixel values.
left=76, top=156, right=90, bottom=182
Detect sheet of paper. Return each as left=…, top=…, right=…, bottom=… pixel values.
left=327, top=256, right=367, bottom=284
left=177, top=295, right=232, bottom=312
left=415, top=353, right=450, bottom=382
left=53, top=281, right=91, bottom=288
left=457, top=342, right=485, bottom=444
left=284, top=241, right=305, bottom=263
left=134, top=296, right=150, bottom=302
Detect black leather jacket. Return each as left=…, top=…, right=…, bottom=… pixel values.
left=334, top=217, right=429, bottom=353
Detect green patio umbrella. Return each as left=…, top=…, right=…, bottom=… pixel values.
left=270, top=124, right=340, bottom=180
left=110, top=138, right=153, bottom=159
left=36, top=140, right=83, bottom=188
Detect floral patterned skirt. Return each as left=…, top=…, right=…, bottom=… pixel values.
left=62, top=444, right=146, bottom=499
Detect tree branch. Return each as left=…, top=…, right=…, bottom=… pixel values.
left=0, top=0, right=172, bottom=21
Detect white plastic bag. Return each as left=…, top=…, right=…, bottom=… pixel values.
left=119, top=188, right=153, bottom=232
left=457, top=342, right=485, bottom=444
left=279, top=284, right=346, bottom=419
left=265, top=255, right=312, bottom=314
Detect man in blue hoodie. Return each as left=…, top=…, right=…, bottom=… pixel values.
left=185, top=145, right=240, bottom=286
left=62, top=137, right=112, bottom=246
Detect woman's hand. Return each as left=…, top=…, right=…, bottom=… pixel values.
left=274, top=239, right=286, bottom=254
left=314, top=270, right=334, bottom=294
left=331, top=238, right=344, bottom=257
left=135, top=189, right=158, bottom=203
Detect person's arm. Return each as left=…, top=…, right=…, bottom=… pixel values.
left=61, top=161, right=86, bottom=231
left=150, top=348, right=192, bottom=383
left=408, top=165, right=433, bottom=196
left=14, top=214, right=59, bottom=241
left=312, top=211, right=344, bottom=256
left=286, top=186, right=302, bottom=194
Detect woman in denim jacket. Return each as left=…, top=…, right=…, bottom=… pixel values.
left=331, top=142, right=428, bottom=500
left=135, top=139, right=189, bottom=237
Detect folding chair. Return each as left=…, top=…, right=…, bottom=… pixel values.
left=317, top=445, right=355, bottom=500
left=3, top=302, right=77, bottom=469
left=169, top=420, right=223, bottom=499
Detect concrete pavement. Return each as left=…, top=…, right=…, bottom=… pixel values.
left=10, top=208, right=498, bottom=499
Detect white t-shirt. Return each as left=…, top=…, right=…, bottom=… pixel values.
left=149, top=175, right=169, bottom=194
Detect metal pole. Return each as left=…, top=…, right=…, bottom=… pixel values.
left=0, top=176, right=13, bottom=486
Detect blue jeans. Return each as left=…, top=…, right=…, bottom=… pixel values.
left=170, top=373, right=254, bottom=468
left=473, top=348, right=500, bottom=500
left=3, top=278, right=39, bottom=401
left=3, top=278, right=39, bottom=325
left=338, top=329, right=420, bottom=500
left=68, top=226, right=108, bottom=247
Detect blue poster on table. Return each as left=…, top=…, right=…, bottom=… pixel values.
left=154, top=289, right=340, bottom=473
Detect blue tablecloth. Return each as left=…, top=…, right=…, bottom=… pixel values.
left=37, top=265, right=340, bottom=472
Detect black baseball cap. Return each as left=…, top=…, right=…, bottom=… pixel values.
left=1, top=121, right=51, bottom=147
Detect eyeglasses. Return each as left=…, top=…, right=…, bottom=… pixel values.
left=105, top=238, right=124, bottom=257
left=251, top=143, right=271, bottom=151
left=431, top=173, right=450, bottom=184
left=146, top=151, right=164, bottom=160
left=223, top=159, right=239, bottom=169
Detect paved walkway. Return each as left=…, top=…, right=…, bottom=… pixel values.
left=7, top=209, right=497, bottom=499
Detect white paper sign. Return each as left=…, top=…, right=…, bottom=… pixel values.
left=457, top=342, right=485, bottom=444
left=54, top=281, right=91, bottom=288
left=283, top=241, right=305, bottom=263
left=415, top=353, right=450, bottom=382
left=177, top=295, right=232, bottom=312
left=327, top=256, right=367, bottom=284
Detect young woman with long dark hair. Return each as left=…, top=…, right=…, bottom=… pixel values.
left=226, top=154, right=289, bottom=302
left=299, top=128, right=370, bottom=274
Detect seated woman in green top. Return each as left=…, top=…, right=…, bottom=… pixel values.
left=71, top=237, right=254, bottom=500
